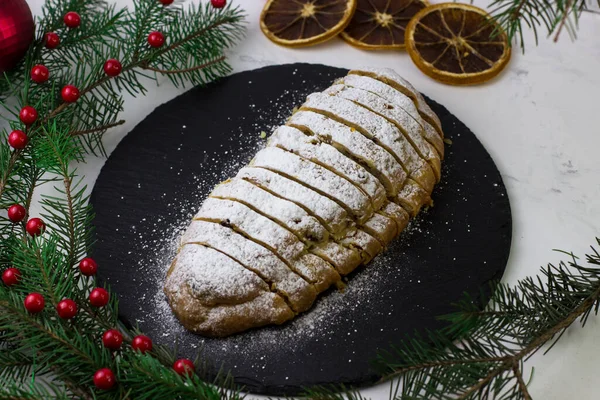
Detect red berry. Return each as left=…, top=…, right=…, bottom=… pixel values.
left=56, top=299, right=78, bottom=319
left=61, top=85, right=80, bottom=103
left=89, top=287, right=109, bottom=307
left=2, top=268, right=21, bottom=286
left=26, top=218, right=45, bottom=237
left=7, top=204, right=26, bottom=223
left=211, top=0, right=226, bottom=8
left=102, top=329, right=123, bottom=350
left=19, top=106, right=38, bottom=125
left=159, top=0, right=174, bottom=4
left=147, top=31, right=165, bottom=48
left=131, top=335, right=152, bottom=353
left=24, top=293, right=45, bottom=313
left=8, top=130, right=28, bottom=149
left=44, top=32, right=60, bottom=49
left=93, top=368, right=116, bottom=390
left=30, top=65, right=49, bottom=83
left=79, top=257, right=98, bottom=276
left=103, top=59, right=122, bottom=77
left=64, top=12, right=81, bottom=28
left=173, top=359, right=195, bottom=376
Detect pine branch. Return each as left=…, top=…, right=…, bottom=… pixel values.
left=353, top=241, right=600, bottom=400
left=489, top=0, right=598, bottom=51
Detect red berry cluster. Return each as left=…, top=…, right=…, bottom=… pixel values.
left=9, top=1, right=222, bottom=389
left=13, top=11, right=127, bottom=153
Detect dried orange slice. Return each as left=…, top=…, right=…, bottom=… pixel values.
left=260, top=0, right=357, bottom=47
left=405, top=3, right=511, bottom=85
left=340, top=0, right=429, bottom=50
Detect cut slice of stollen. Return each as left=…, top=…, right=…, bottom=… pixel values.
left=210, top=177, right=378, bottom=267
left=165, top=246, right=294, bottom=337
left=210, top=178, right=329, bottom=244
left=286, top=111, right=425, bottom=216
left=250, top=147, right=374, bottom=224
left=340, top=228, right=382, bottom=262
left=301, top=92, right=436, bottom=194
left=294, top=253, right=342, bottom=293
left=237, top=167, right=350, bottom=236
left=361, top=212, right=397, bottom=246
left=194, top=198, right=363, bottom=276
left=379, top=201, right=410, bottom=235
left=349, top=67, right=444, bottom=138
left=181, top=220, right=318, bottom=312
left=323, top=84, right=442, bottom=181
left=287, top=110, right=406, bottom=197
left=338, top=74, right=444, bottom=158
left=268, top=126, right=387, bottom=211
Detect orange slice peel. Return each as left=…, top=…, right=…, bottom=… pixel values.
left=261, top=0, right=358, bottom=47
left=405, top=3, right=511, bottom=85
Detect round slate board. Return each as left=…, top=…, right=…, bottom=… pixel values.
left=90, top=63, right=511, bottom=396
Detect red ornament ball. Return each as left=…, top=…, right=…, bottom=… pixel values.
left=7, top=204, right=26, bottom=223
left=2, top=267, right=21, bottom=286
left=25, top=217, right=45, bottom=236
left=159, top=0, right=174, bottom=4
left=103, top=59, right=122, bottom=77
left=61, top=85, right=80, bottom=103
left=102, top=329, right=123, bottom=350
left=30, top=65, right=49, bottom=83
left=89, top=287, right=109, bottom=307
left=24, top=292, right=45, bottom=313
left=79, top=257, right=98, bottom=276
left=93, top=368, right=116, bottom=390
left=8, top=130, right=28, bottom=149
left=56, top=299, right=78, bottom=319
left=211, top=0, right=227, bottom=8
left=0, top=0, right=35, bottom=73
left=19, top=106, right=37, bottom=125
left=147, top=31, right=165, bottom=48
left=63, top=11, right=81, bottom=28
left=173, top=359, right=195, bottom=376
left=131, top=335, right=153, bottom=353
left=44, top=32, right=60, bottom=49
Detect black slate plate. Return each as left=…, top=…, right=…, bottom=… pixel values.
left=90, top=63, right=512, bottom=396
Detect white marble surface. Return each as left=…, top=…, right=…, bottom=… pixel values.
left=21, top=0, right=600, bottom=398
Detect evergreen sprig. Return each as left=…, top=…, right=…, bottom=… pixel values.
left=489, top=0, right=600, bottom=50
left=0, top=0, right=246, bottom=398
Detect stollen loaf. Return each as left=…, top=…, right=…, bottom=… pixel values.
left=164, top=67, right=444, bottom=337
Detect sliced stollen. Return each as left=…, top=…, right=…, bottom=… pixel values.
left=237, top=166, right=350, bottom=236
left=237, top=166, right=397, bottom=246
left=323, top=84, right=441, bottom=181
left=195, top=197, right=363, bottom=276
left=165, top=244, right=294, bottom=337
left=286, top=110, right=425, bottom=216
left=338, top=74, right=444, bottom=158
left=268, top=125, right=387, bottom=211
left=211, top=178, right=329, bottom=244
left=301, top=92, right=436, bottom=195
left=180, top=220, right=318, bottom=312
left=210, top=177, right=379, bottom=270
left=349, top=67, right=444, bottom=138
left=287, top=110, right=407, bottom=198
left=165, top=67, right=446, bottom=337
left=250, top=147, right=374, bottom=224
